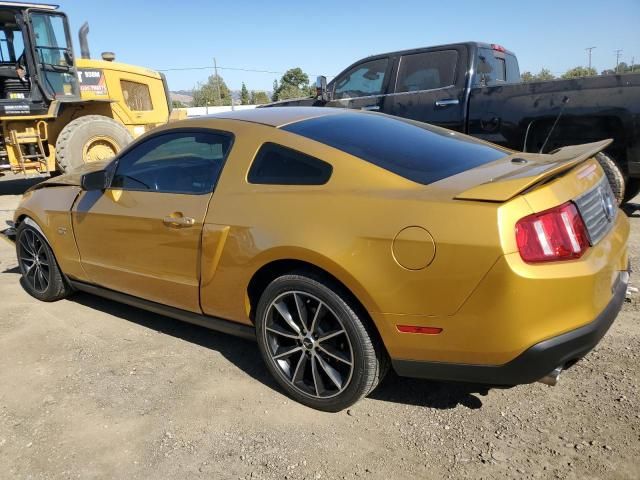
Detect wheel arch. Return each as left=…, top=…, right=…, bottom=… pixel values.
left=246, top=257, right=387, bottom=349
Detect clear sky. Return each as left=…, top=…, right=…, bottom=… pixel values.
left=58, top=0, right=639, bottom=92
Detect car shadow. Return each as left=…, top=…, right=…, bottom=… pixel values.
left=68, top=291, right=491, bottom=411
left=0, top=175, right=46, bottom=195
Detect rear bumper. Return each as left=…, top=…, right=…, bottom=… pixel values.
left=392, top=268, right=629, bottom=385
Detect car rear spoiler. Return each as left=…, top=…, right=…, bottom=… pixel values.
left=454, top=139, right=613, bottom=202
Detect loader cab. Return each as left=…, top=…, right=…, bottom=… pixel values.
left=0, top=2, right=79, bottom=116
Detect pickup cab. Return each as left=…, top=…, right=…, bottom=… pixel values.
left=264, top=42, right=640, bottom=203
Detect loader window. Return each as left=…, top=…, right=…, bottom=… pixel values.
left=30, top=12, right=77, bottom=97
left=0, top=28, right=24, bottom=64
left=121, top=80, right=153, bottom=111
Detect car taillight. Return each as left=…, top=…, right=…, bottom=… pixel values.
left=515, top=202, right=589, bottom=263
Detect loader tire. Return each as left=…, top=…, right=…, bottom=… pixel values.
left=595, top=152, right=625, bottom=205
left=56, top=115, right=133, bottom=172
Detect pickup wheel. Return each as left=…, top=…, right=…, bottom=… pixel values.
left=255, top=272, right=388, bottom=412
left=16, top=222, right=72, bottom=302
left=595, top=152, right=625, bottom=205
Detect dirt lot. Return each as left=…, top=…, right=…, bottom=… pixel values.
left=0, top=174, right=638, bottom=480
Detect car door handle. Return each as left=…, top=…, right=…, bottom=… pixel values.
left=163, top=215, right=195, bottom=228
left=434, top=98, right=460, bottom=108
left=361, top=105, right=380, bottom=111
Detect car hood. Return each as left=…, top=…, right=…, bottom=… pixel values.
left=27, top=160, right=111, bottom=192
left=434, top=139, right=612, bottom=202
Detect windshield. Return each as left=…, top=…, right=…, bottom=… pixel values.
left=31, top=12, right=70, bottom=66
left=29, top=12, right=77, bottom=97
left=283, top=112, right=509, bottom=185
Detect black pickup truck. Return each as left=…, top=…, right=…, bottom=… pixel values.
left=264, top=42, right=640, bottom=203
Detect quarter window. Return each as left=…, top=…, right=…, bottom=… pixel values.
left=248, top=143, right=332, bottom=185
left=395, top=50, right=458, bottom=93
left=333, top=58, right=388, bottom=99
left=121, top=80, right=153, bottom=111
left=111, top=131, right=233, bottom=194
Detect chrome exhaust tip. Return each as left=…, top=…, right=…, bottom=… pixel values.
left=538, top=367, right=562, bottom=386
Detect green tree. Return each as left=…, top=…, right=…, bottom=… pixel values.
left=520, top=71, right=535, bottom=82
left=535, top=68, right=556, bottom=81
left=561, top=66, right=597, bottom=79
left=171, top=100, right=186, bottom=108
left=519, top=68, right=555, bottom=82
left=240, top=82, right=250, bottom=105
left=271, top=79, right=279, bottom=102
left=273, top=67, right=313, bottom=101
left=192, top=74, right=232, bottom=107
left=250, top=90, right=270, bottom=104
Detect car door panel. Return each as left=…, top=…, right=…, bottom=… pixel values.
left=70, top=129, right=233, bottom=313
left=72, top=188, right=210, bottom=312
left=386, top=47, right=468, bottom=132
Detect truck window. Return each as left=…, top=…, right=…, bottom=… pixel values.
left=333, top=58, right=388, bottom=99
left=475, top=48, right=520, bottom=86
left=395, top=50, right=458, bottom=93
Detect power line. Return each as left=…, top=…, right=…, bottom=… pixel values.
left=158, top=64, right=334, bottom=78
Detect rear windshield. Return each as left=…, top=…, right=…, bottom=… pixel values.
left=282, top=112, right=508, bottom=185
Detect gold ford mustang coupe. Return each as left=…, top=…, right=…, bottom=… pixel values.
left=13, top=107, right=630, bottom=411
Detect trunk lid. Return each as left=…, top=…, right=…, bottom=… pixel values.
left=452, top=139, right=612, bottom=202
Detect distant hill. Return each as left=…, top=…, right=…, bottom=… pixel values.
left=170, top=91, right=194, bottom=106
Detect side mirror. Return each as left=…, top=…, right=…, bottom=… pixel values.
left=316, top=75, right=328, bottom=102
left=81, top=170, right=108, bottom=191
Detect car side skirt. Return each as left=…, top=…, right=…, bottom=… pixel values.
left=69, top=280, right=257, bottom=341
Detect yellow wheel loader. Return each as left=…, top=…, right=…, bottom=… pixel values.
left=0, top=1, right=171, bottom=175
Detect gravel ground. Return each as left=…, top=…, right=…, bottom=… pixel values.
left=0, top=173, right=638, bottom=480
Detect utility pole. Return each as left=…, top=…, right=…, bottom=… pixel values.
left=585, top=46, right=596, bottom=70
left=632, top=57, right=636, bottom=73
left=213, top=57, right=222, bottom=105
left=614, top=49, right=623, bottom=73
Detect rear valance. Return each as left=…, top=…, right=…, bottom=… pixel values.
left=454, top=139, right=613, bottom=202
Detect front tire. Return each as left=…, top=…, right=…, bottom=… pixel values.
left=55, top=115, right=133, bottom=172
left=255, top=273, right=387, bottom=412
left=16, top=222, right=71, bottom=302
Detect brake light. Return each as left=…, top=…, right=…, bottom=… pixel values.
left=515, top=202, right=589, bottom=263
left=491, top=44, right=506, bottom=52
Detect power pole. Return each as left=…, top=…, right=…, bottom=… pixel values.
left=213, top=57, right=222, bottom=105
left=632, top=57, right=636, bottom=73
left=585, top=46, right=596, bottom=70
left=614, top=49, right=623, bottom=73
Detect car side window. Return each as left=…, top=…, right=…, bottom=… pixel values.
left=111, top=131, right=233, bottom=194
left=395, top=50, right=458, bottom=93
left=333, top=58, right=389, bottom=100
left=248, top=143, right=332, bottom=185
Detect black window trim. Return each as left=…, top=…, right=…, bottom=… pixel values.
left=108, top=127, right=235, bottom=196
left=393, top=49, right=459, bottom=94
left=247, top=142, right=333, bottom=186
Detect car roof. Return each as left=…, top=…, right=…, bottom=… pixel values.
left=206, top=106, right=349, bottom=128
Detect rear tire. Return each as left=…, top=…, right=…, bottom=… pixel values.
left=595, top=152, right=625, bottom=205
left=56, top=115, right=133, bottom=172
left=16, top=222, right=71, bottom=302
left=255, top=272, right=387, bottom=412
